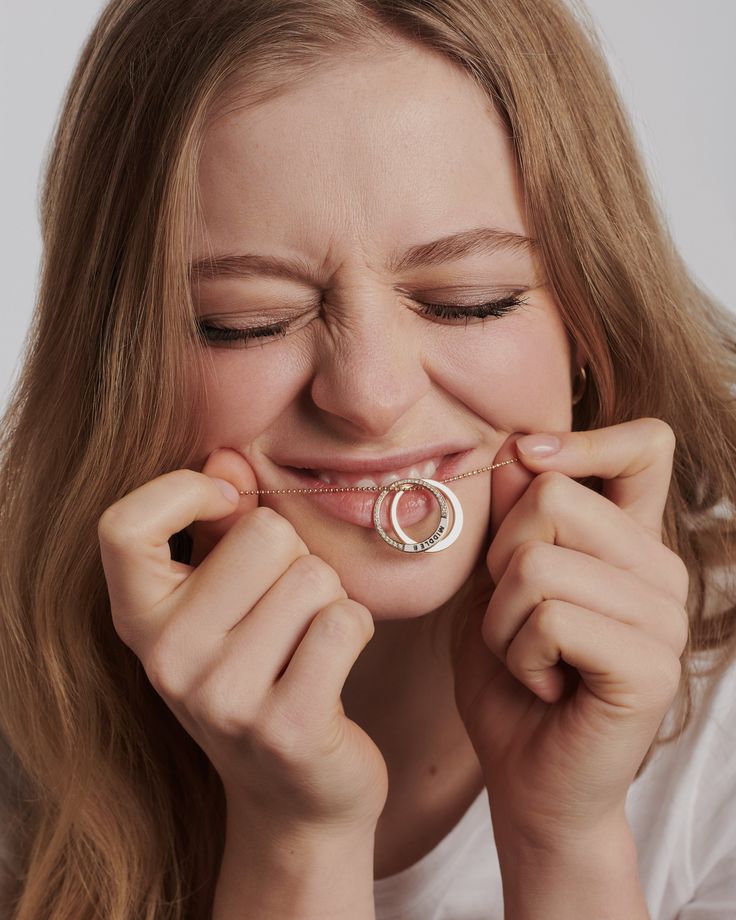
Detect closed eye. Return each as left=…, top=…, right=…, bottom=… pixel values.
left=415, top=294, right=528, bottom=324
left=196, top=293, right=528, bottom=347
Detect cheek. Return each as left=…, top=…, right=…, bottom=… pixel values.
left=194, top=349, right=308, bottom=452
left=431, top=319, right=573, bottom=431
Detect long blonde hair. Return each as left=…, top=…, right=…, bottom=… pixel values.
left=2, top=0, right=734, bottom=916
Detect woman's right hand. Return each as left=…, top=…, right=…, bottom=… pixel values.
left=96, top=447, right=388, bottom=845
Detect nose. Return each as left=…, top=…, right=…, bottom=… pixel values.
left=309, top=304, right=431, bottom=436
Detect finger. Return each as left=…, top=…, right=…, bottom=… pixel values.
left=486, top=470, right=688, bottom=605
left=504, top=599, right=682, bottom=713
left=186, top=447, right=260, bottom=565
left=514, top=418, right=677, bottom=538
left=268, top=598, right=375, bottom=735
left=482, top=541, right=689, bottom=663
left=177, top=506, right=310, bottom=635
left=490, top=432, right=536, bottom=546
left=134, top=515, right=321, bottom=716
left=452, top=585, right=541, bottom=738
left=211, top=553, right=348, bottom=697
left=98, top=468, right=242, bottom=630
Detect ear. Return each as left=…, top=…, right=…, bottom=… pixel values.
left=572, top=341, right=588, bottom=372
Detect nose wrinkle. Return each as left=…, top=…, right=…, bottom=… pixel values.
left=310, top=311, right=431, bottom=435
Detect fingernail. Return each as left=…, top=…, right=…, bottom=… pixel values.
left=516, top=434, right=561, bottom=457
left=213, top=477, right=240, bottom=503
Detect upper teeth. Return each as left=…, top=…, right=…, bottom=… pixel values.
left=316, top=456, right=443, bottom=488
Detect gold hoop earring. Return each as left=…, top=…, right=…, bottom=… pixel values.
left=572, top=365, right=587, bottom=405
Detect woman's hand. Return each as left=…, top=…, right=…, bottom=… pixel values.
left=97, top=448, right=388, bottom=847
left=451, top=418, right=689, bottom=853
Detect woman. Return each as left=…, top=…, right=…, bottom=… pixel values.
left=1, top=0, right=735, bottom=917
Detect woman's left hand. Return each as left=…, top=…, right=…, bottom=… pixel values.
left=452, top=418, right=690, bottom=853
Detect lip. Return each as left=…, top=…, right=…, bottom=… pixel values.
left=271, top=443, right=474, bottom=477
left=269, top=448, right=474, bottom=531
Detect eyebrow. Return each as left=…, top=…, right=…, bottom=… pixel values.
left=189, top=226, right=536, bottom=283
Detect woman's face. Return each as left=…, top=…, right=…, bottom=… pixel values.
left=190, top=44, right=577, bottom=619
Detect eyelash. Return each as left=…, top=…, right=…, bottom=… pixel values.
left=197, top=293, right=528, bottom=346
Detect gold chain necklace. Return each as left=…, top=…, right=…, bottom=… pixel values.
left=238, top=457, right=519, bottom=554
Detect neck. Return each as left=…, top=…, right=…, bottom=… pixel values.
left=341, top=574, right=483, bottom=791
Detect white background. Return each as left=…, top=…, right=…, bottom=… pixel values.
left=1, top=1, right=734, bottom=407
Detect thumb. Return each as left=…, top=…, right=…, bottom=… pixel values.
left=186, top=447, right=260, bottom=565
left=489, top=432, right=536, bottom=543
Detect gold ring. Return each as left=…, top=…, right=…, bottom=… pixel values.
left=372, top=478, right=449, bottom=553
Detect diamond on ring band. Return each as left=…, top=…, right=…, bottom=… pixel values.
left=373, top=478, right=451, bottom=553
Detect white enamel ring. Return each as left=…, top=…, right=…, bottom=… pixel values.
left=390, top=478, right=463, bottom=553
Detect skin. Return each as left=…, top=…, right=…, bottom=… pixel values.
left=176, top=40, right=689, bottom=913
left=188, top=44, right=579, bottom=874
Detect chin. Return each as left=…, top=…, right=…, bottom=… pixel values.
left=295, top=525, right=485, bottom=621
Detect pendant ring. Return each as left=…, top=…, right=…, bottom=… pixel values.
left=372, top=477, right=462, bottom=553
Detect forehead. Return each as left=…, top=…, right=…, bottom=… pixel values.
left=194, top=45, right=527, bottom=270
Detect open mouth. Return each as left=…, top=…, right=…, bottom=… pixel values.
left=273, top=450, right=473, bottom=531
left=294, top=454, right=448, bottom=488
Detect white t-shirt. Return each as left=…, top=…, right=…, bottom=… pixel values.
left=373, top=649, right=736, bottom=920
left=1, top=654, right=734, bottom=918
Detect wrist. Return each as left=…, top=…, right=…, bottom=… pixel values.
left=493, top=809, right=649, bottom=920
left=493, top=802, right=630, bottom=857
left=213, top=818, right=377, bottom=920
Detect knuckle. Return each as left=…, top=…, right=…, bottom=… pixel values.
left=646, top=653, right=683, bottom=704
left=509, top=540, right=550, bottom=586
left=174, top=467, right=207, bottom=492
left=529, top=599, right=562, bottom=637
left=163, top=469, right=208, bottom=505
left=247, top=713, right=276, bottom=754
left=97, top=504, right=132, bottom=549
left=504, top=601, right=560, bottom=673
left=249, top=504, right=288, bottom=532
left=528, top=469, right=568, bottom=514
left=96, top=507, right=116, bottom=543
left=144, top=640, right=188, bottom=704
left=351, top=600, right=376, bottom=638
left=194, top=676, right=256, bottom=739
left=290, top=554, right=342, bottom=596
left=642, top=417, right=677, bottom=453
left=317, top=605, right=355, bottom=641
left=102, top=504, right=179, bottom=558
left=579, top=429, right=596, bottom=459
left=141, top=626, right=190, bottom=703
left=249, top=506, right=302, bottom=550
left=318, top=599, right=373, bottom=642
